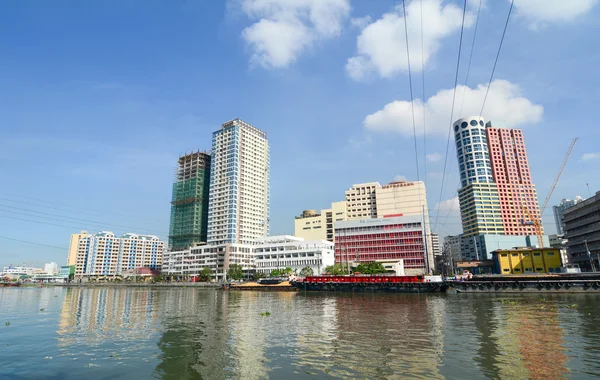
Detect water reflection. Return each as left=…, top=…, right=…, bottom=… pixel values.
left=58, top=287, right=160, bottom=345
left=2, top=288, right=600, bottom=379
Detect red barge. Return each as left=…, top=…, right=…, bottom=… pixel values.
left=290, top=275, right=448, bottom=293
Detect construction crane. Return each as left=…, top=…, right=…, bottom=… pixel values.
left=521, top=137, right=578, bottom=248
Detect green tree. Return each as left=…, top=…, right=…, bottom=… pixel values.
left=270, top=269, right=282, bottom=278
left=354, top=262, right=387, bottom=274
left=299, top=266, right=314, bottom=277
left=324, top=264, right=348, bottom=275
left=253, top=272, right=266, bottom=281
left=283, top=267, right=293, bottom=276
left=198, top=267, right=212, bottom=282
left=228, top=264, right=243, bottom=281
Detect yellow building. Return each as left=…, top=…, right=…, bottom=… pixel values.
left=293, top=201, right=347, bottom=243
left=67, top=230, right=87, bottom=266
left=493, top=248, right=562, bottom=275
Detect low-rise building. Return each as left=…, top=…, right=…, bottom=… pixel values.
left=549, top=234, right=569, bottom=266
left=254, top=236, right=334, bottom=276
left=492, top=248, right=562, bottom=275
left=564, top=191, right=600, bottom=271
left=163, top=236, right=334, bottom=280
left=164, top=243, right=255, bottom=281
left=460, top=234, right=549, bottom=261
left=334, top=215, right=429, bottom=275
left=74, top=231, right=165, bottom=278
left=1, top=266, right=44, bottom=279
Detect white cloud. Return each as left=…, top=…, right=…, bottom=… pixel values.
left=393, top=175, right=408, bottom=182
left=581, top=152, right=600, bottom=161
left=435, top=196, right=460, bottom=212
left=350, top=16, right=372, bottom=29
left=346, top=0, right=474, bottom=80
left=512, top=0, right=598, bottom=26
left=363, top=79, right=543, bottom=137
left=426, top=152, right=441, bottom=162
left=238, top=0, right=350, bottom=69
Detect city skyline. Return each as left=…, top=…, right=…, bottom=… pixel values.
left=1, top=1, right=599, bottom=267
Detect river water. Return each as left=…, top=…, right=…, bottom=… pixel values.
left=1, top=287, right=599, bottom=379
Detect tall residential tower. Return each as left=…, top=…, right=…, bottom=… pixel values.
left=168, top=151, right=211, bottom=250
left=454, top=116, right=503, bottom=236
left=207, top=118, right=270, bottom=245
left=486, top=122, right=541, bottom=236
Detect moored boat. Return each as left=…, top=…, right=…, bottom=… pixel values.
left=291, top=275, right=448, bottom=293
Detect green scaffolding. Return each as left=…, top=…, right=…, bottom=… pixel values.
left=169, top=168, right=210, bottom=250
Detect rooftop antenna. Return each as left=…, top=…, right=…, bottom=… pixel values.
left=587, top=183, right=591, bottom=198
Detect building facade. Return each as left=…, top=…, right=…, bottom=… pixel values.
left=485, top=122, right=541, bottom=236
left=431, top=233, right=441, bottom=256
left=553, top=197, right=584, bottom=235
left=207, top=118, right=270, bottom=245
left=293, top=201, right=347, bottom=243
left=458, top=183, right=504, bottom=236
left=296, top=180, right=432, bottom=255
left=44, top=262, right=59, bottom=275
left=459, top=234, right=549, bottom=261
left=334, top=215, right=429, bottom=275
left=74, top=231, right=165, bottom=277
left=163, top=236, right=333, bottom=280
left=563, top=191, right=600, bottom=271
left=169, top=151, right=211, bottom=250
left=454, top=117, right=542, bottom=237
left=254, top=236, right=334, bottom=275
left=164, top=243, right=255, bottom=281
left=67, top=231, right=87, bottom=266
left=493, top=248, right=562, bottom=275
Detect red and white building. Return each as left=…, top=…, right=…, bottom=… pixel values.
left=334, top=215, right=428, bottom=275
left=486, top=125, right=542, bottom=236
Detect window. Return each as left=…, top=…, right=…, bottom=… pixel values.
left=534, top=253, right=541, bottom=256
left=512, top=253, right=518, bottom=257
left=503, top=268, right=510, bottom=272
left=461, top=122, right=468, bottom=129
left=470, top=120, right=478, bottom=126
left=547, top=252, right=554, bottom=256
left=536, top=267, right=543, bottom=271
left=501, top=253, right=508, bottom=257
left=514, top=268, right=521, bottom=272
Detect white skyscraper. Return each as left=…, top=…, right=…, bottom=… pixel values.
left=207, top=118, right=270, bottom=245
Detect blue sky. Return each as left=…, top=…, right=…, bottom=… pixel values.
left=1, top=0, right=599, bottom=267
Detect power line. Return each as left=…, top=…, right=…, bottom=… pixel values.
left=0, top=204, right=168, bottom=236
left=402, top=0, right=420, bottom=186
left=0, top=192, right=166, bottom=225
left=433, top=0, right=468, bottom=231
left=459, top=0, right=483, bottom=117
left=0, top=234, right=68, bottom=251
left=480, top=0, right=515, bottom=117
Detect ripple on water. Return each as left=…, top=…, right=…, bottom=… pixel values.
left=2, top=288, right=600, bottom=379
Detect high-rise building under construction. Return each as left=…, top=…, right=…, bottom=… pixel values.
left=168, top=151, right=211, bottom=250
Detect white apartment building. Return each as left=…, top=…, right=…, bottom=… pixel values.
left=44, top=262, right=60, bottom=275
left=254, top=236, right=334, bottom=275
left=345, top=182, right=379, bottom=219
left=293, top=201, right=347, bottom=242
left=207, top=118, right=270, bottom=245
left=163, top=236, right=333, bottom=280
left=431, top=234, right=441, bottom=256
left=164, top=243, right=255, bottom=281
left=74, top=231, right=165, bottom=277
